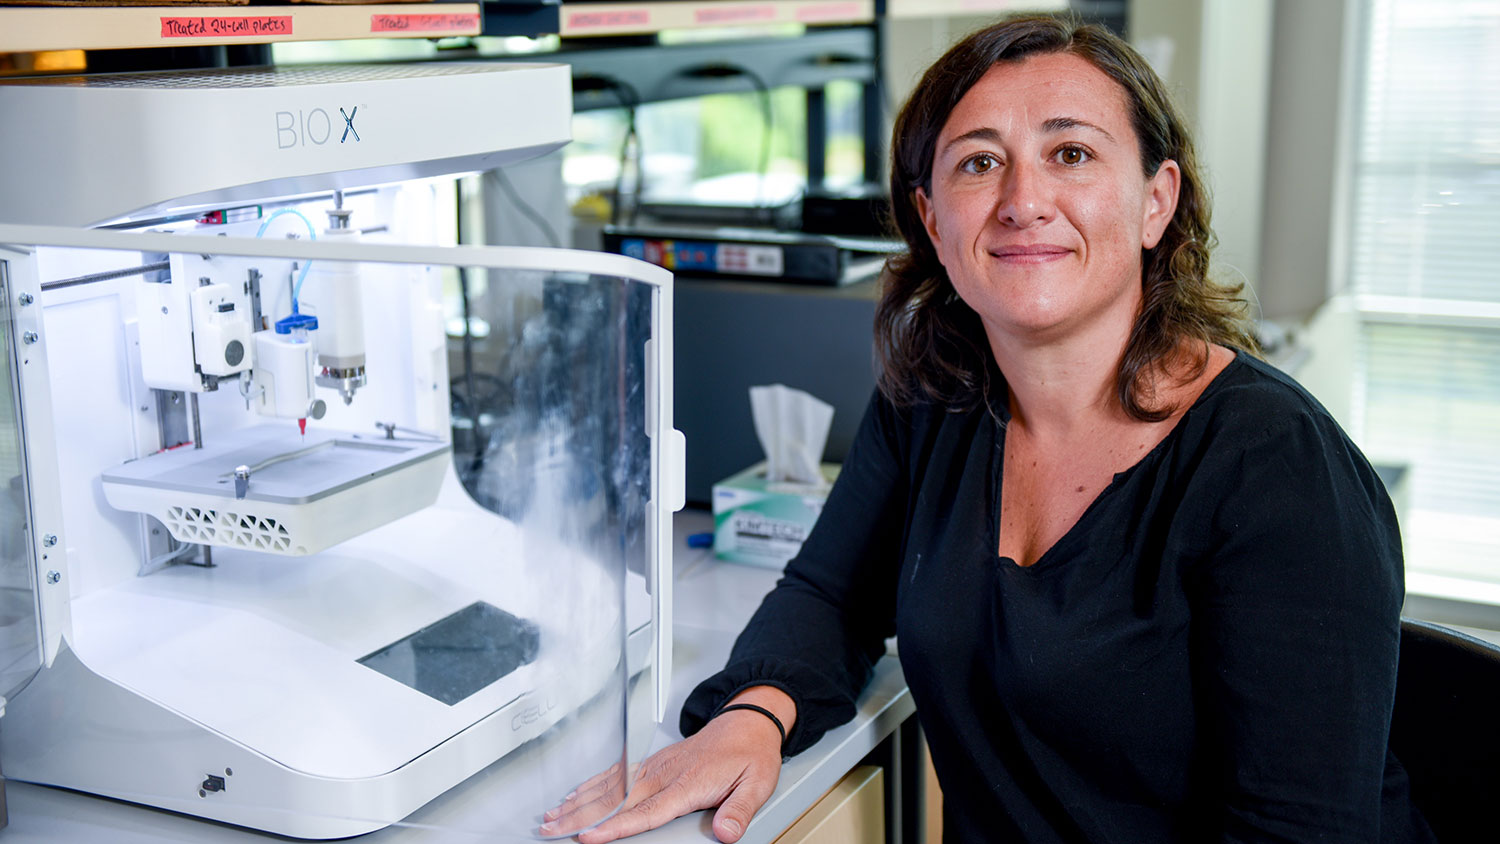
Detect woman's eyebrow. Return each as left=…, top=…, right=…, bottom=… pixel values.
left=1042, top=116, right=1116, bottom=142
left=940, top=117, right=1114, bottom=158
left=939, top=127, right=1002, bottom=157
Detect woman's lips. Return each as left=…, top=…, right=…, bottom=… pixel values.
left=989, top=244, right=1072, bottom=263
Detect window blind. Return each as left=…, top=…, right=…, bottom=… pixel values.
left=1350, top=0, right=1500, bottom=585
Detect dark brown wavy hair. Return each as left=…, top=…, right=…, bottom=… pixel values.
left=877, top=16, right=1260, bottom=421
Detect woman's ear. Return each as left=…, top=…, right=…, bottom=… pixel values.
left=1141, top=159, right=1181, bottom=250
left=915, top=187, right=943, bottom=252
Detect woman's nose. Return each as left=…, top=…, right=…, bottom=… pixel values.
left=995, top=162, right=1052, bottom=228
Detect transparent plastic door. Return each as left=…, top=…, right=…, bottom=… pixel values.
left=0, top=222, right=674, bottom=841
left=0, top=261, right=43, bottom=708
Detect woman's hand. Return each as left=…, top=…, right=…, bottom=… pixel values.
left=542, top=687, right=794, bottom=843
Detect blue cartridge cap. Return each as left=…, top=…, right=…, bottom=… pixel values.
left=274, top=313, right=319, bottom=334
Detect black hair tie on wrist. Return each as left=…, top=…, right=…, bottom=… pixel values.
left=714, top=702, right=788, bottom=756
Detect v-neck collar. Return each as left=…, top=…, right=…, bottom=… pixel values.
left=989, top=349, right=1247, bottom=572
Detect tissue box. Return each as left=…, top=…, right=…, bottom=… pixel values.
left=712, top=461, right=841, bottom=569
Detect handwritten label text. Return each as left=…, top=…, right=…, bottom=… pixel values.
left=370, top=13, right=480, bottom=34
left=160, top=16, right=292, bottom=39
left=695, top=5, right=776, bottom=25
left=795, top=2, right=867, bottom=23
left=565, top=10, right=651, bottom=31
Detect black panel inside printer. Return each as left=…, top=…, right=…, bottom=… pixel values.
left=358, top=602, right=539, bottom=706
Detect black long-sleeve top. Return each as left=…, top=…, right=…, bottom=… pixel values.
left=682, top=353, right=1433, bottom=842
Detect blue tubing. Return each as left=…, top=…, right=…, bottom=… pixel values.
left=256, top=208, right=318, bottom=314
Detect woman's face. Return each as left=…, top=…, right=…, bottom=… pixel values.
left=915, top=52, right=1180, bottom=348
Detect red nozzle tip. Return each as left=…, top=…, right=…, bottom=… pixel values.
left=298, top=418, right=307, bottom=436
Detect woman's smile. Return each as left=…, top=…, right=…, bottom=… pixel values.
left=988, top=243, right=1073, bottom=263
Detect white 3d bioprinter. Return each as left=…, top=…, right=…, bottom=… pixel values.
left=0, top=63, right=685, bottom=839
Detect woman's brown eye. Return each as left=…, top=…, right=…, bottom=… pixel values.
left=970, top=155, right=994, bottom=173
left=1058, top=147, right=1087, bottom=165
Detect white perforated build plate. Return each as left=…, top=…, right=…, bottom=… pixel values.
left=101, top=425, right=449, bottom=556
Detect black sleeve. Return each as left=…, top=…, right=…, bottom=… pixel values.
left=680, top=392, right=911, bottom=756
left=1186, top=410, right=1404, bottom=842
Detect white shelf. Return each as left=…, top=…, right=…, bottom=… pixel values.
left=0, top=4, right=481, bottom=53
left=0, top=0, right=1074, bottom=55
left=558, top=0, right=874, bottom=37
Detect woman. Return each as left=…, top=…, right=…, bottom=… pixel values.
left=547, top=16, right=1431, bottom=843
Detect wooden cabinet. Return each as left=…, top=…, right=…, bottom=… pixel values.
left=774, top=765, right=885, bottom=844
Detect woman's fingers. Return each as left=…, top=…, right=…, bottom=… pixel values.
left=543, top=761, right=656, bottom=835
left=540, top=714, right=784, bottom=843
left=711, top=771, right=779, bottom=844
left=577, top=781, right=694, bottom=844
left=543, top=787, right=622, bottom=835
left=544, top=761, right=636, bottom=823
left=543, top=746, right=692, bottom=836
left=575, top=749, right=779, bottom=843
left=571, top=761, right=623, bottom=797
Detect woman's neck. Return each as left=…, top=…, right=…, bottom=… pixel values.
left=985, top=309, right=1137, bottom=440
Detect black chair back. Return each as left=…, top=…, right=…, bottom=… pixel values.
left=1391, top=618, right=1500, bottom=843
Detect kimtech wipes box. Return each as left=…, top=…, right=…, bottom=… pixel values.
left=712, top=461, right=840, bottom=569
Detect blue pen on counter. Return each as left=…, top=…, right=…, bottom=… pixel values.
left=686, top=532, right=714, bottom=549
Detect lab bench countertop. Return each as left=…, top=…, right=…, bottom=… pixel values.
left=0, top=509, right=913, bottom=844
